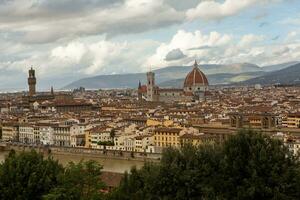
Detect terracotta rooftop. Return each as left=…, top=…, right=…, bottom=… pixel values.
left=184, top=60, right=209, bottom=88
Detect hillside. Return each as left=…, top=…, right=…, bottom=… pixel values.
left=239, top=63, right=300, bottom=85
left=159, top=71, right=266, bottom=88
left=64, top=63, right=262, bottom=89
left=261, top=61, right=299, bottom=72
left=63, top=61, right=299, bottom=89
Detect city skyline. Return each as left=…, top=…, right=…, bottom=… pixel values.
left=0, top=0, right=300, bottom=90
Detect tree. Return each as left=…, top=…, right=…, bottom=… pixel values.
left=110, top=144, right=222, bottom=200
left=110, top=130, right=300, bottom=200
left=44, top=160, right=105, bottom=200
left=0, top=150, right=63, bottom=200
left=219, top=129, right=300, bottom=200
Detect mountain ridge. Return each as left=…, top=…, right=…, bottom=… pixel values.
left=237, top=63, right=300, bottom=86
left=63, top=61, right=297, bottom=89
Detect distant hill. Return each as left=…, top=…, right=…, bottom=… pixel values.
left=239, top=63, right=300, bottom=85
left=261, top=61, right=299, bottom=72
left=63, top=61, right=299, bottom=89
left=159, top=71, right=266, bottom=88
left=63, top=63, right=262, bottom=89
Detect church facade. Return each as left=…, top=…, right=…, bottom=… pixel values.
left=138, top=61, right=209, bottom=103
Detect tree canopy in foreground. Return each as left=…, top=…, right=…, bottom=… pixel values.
left=1, top=130, right=300, bottom=200
left=110, top=130, right=300, bottom=200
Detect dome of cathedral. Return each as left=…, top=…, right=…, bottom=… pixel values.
left=183, top=61, right=209, bottom=88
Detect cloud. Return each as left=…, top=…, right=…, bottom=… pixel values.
left=165, top=48, right=186, bottom=61
left=0, top=0, right=280, bottom=44
left=238, top=34, right=264, bottom=47
left=188, top=45, right=213, bottom=50
left=0, top=0, right=184, bottom=44
left=0, top=38, right=158, bottom=89
left=286, top=31, right=298, bottom=41
left=186, top=0, right=263, bottom=20
left=163, top=0, right=201, bottom=11
left=146, top=30, right=232, bottom=67
left=146, top=28, right=300, bottom=69
left=0, top=0, right=297, bottom=91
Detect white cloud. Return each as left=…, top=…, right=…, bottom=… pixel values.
left=0, top=0, right=184, bottom=44
left=146, top=29, right=300, bottom=68
left=186, top=0, right=274, bottom=21
left=145, top=30, right=232, bottom=67
left=285, top=31, right=298, bottom=42
left=238, top=34, right=264, bottom=47
left=51, top=42, right=86, bottom=63
left=1, top=37, right=158, bottom=88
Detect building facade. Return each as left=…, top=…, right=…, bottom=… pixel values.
left=138, top=60, right=209, bottom=103
left=28, top=67, right=36, bottom=96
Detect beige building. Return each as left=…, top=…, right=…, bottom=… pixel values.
left=1, top=123, right=19, bottom=142
left=154, top=127, right=183, bottom=148
left=282, top=113, right=300, bottom=128
left=89, top=126, right=113, bottom=149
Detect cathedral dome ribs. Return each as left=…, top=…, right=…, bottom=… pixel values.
left=184, top=60, right=209, bottom=88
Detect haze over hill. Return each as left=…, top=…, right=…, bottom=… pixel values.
left=238, top=63, right=300, bottom=86
left=63, top=62, right=297, bottom=89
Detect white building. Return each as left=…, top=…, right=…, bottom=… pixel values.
left=134, top=135, right=154, bottom=152
left=53, top=125, right=71, bottom=146
left=70, top=123, right=86, bottom=147
left=38, top=124, right=54, bottom=145
left=19, top=124, right=34, bottom=144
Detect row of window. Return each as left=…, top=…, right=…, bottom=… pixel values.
left=155, top=132, right=179, bottom=136
left=155, top=136, right=177, bottom=141
left=155, top=142, right=179, bottom=147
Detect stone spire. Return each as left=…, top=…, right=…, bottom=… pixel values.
left=193, top=60, right=198, bottom=68
left=51, top=86, right=54, bottom=95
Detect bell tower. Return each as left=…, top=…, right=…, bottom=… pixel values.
left=28, top=67, right=36, bottom=96
left=146, top=71, right=155, bottom=101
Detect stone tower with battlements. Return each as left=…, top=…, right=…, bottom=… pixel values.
left=28, top=67, right=36, bottom=96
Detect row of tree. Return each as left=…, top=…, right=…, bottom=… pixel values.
left=109, top=130, right=300, bottom=200
left=1, top=129, right=300, bottom=200
left=0, top=150, right=105, bottom=200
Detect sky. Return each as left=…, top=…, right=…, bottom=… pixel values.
left=0, top=0, right=300, bottom=90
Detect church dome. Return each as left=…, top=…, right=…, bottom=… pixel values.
left=184, top=60, right=209, bottom=88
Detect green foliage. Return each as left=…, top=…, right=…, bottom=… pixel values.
left=0, top=150, right=106, bottom=200
left=97, top=141, right=114, bottom=146
left=220, top=129, right=300, bottom=200
left=1, top=130, right=300, bottom=200
left=110, top=130, right=300, bottom=200
left=0, top=150, right=63, bottom=200
left=44, top=160, right=105, bottom=200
